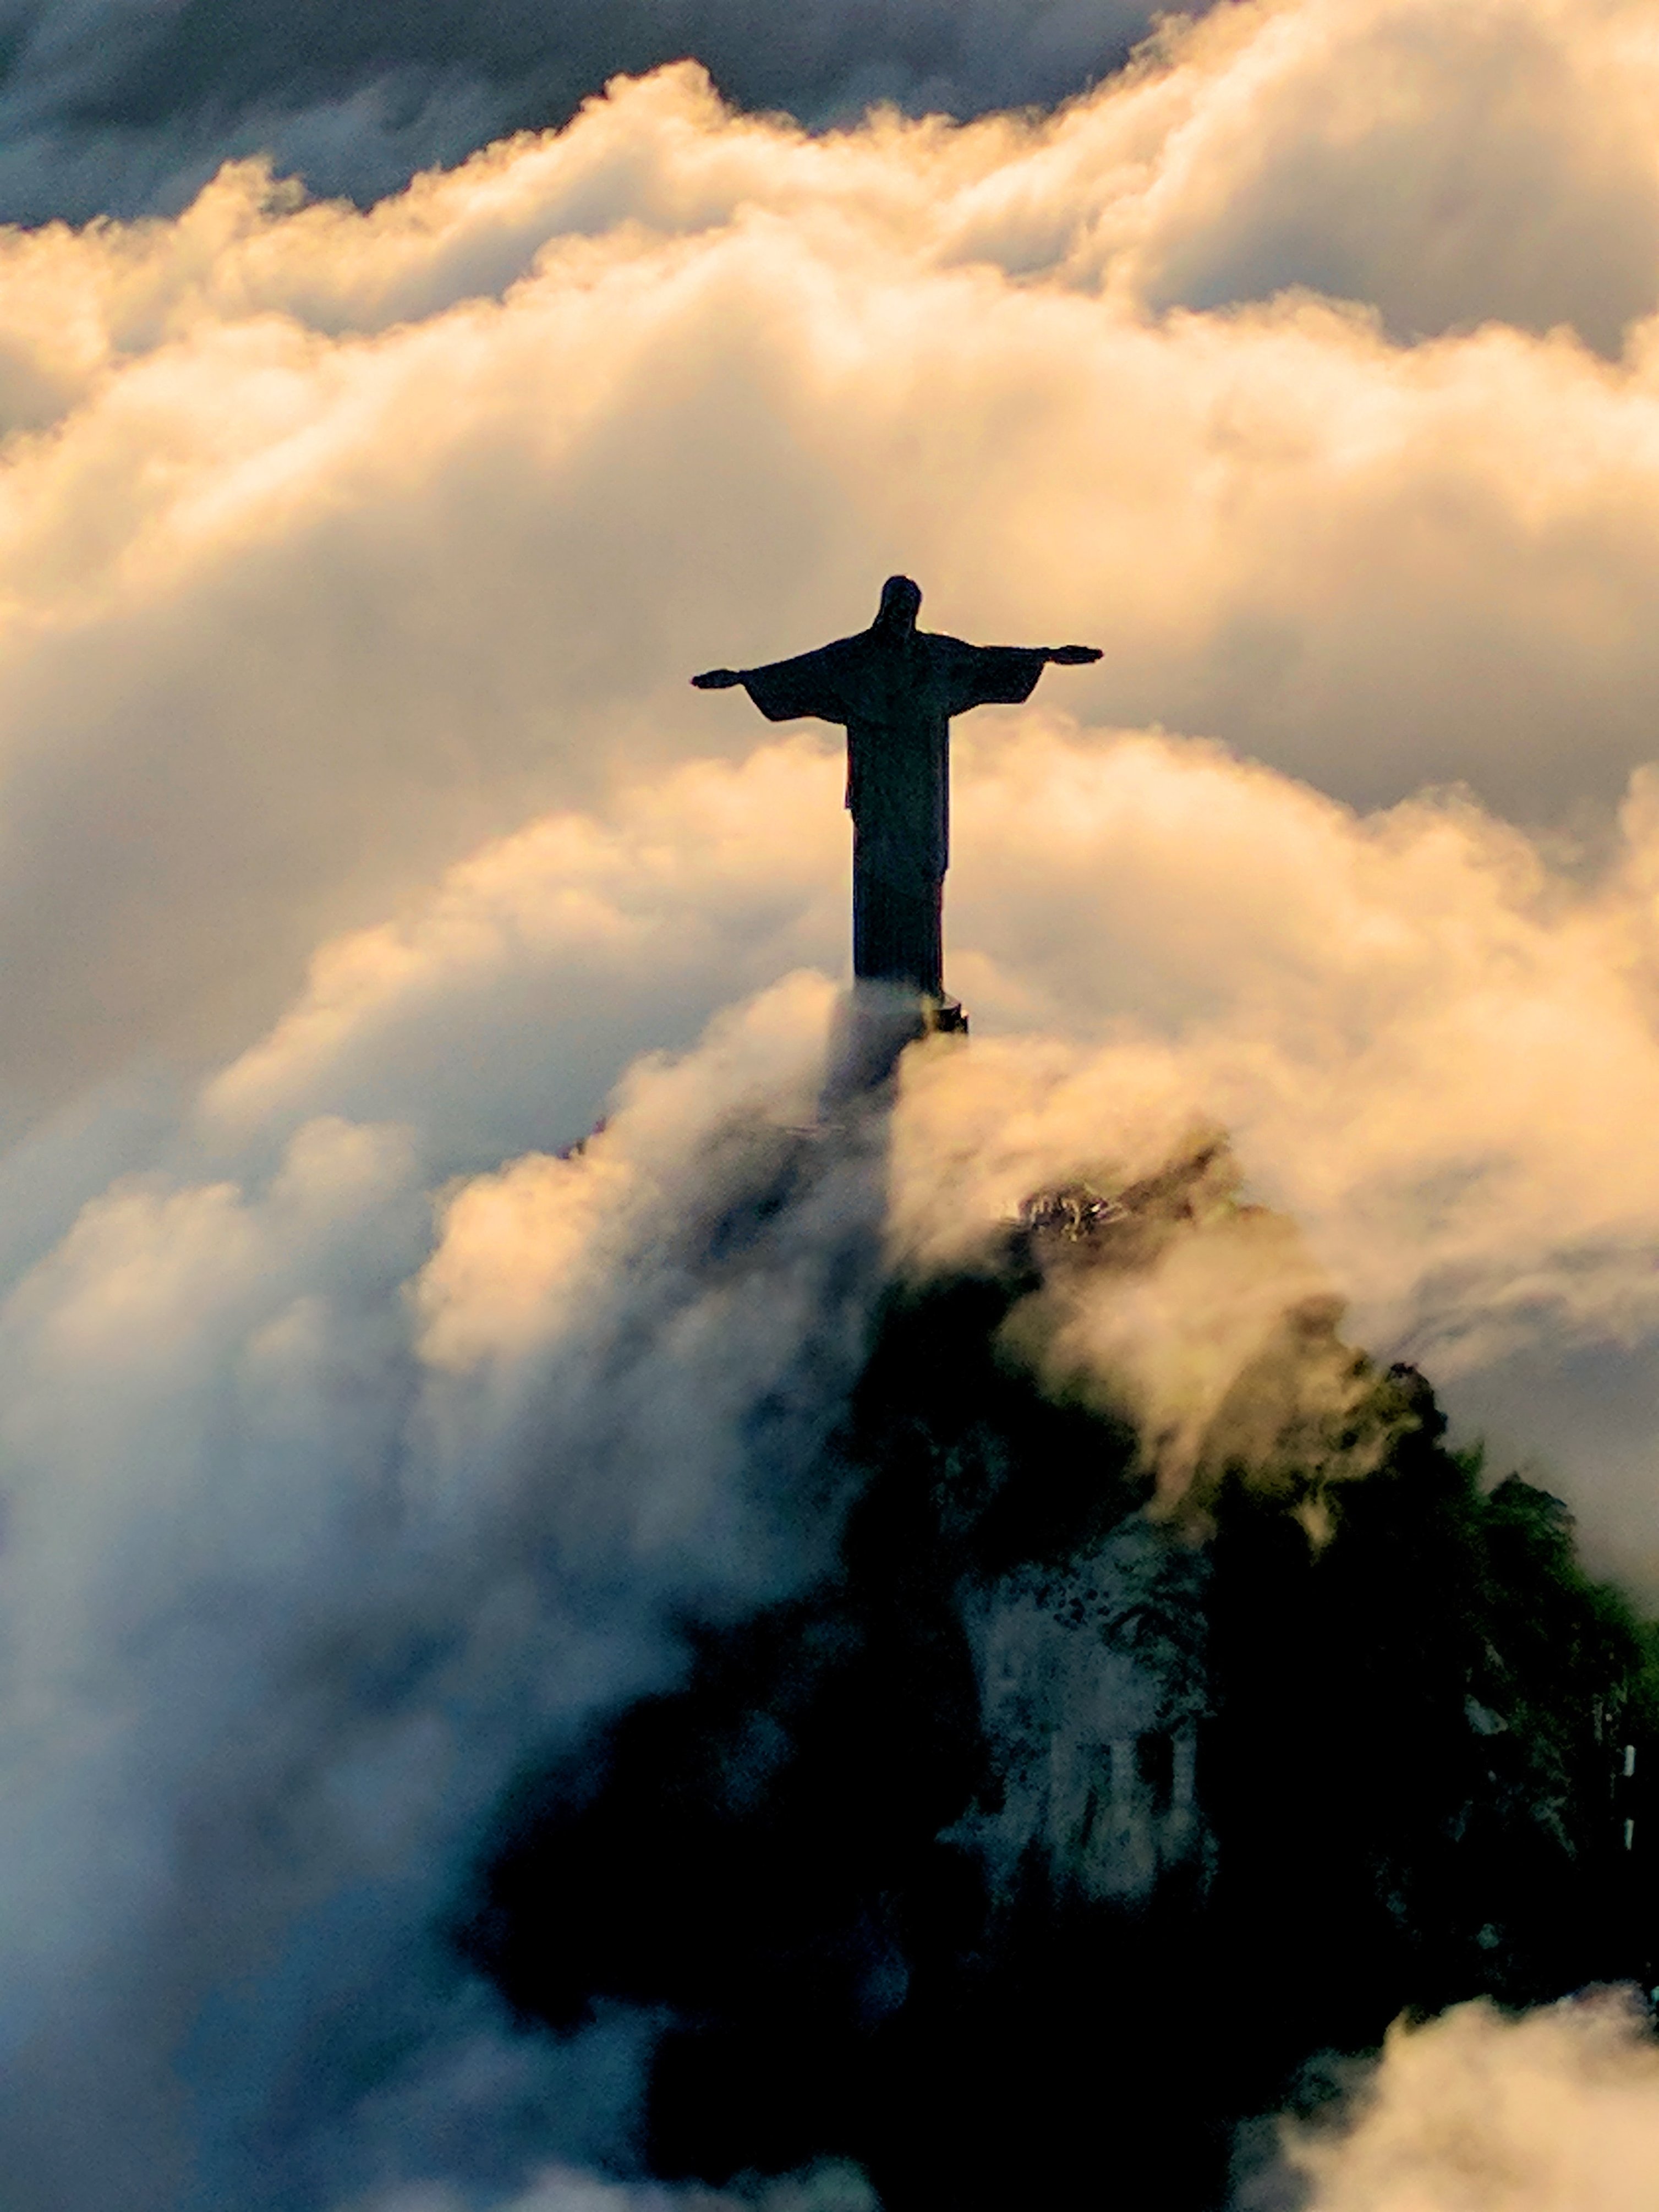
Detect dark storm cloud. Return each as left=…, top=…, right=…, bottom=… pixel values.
left=0, top=0, right=1176, bottom=223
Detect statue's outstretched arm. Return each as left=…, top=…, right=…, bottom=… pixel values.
left=946, top=638, right=1099, bottom=713
left=692, top=644, right=850, bottom=724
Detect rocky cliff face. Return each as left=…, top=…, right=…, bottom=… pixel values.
left=459, top=1143, right=1659, bottom=2211
left=951, top=1514, right=1208, bottom=1910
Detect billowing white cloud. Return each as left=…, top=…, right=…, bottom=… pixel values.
left=0, top=978, right=891, bottom=2210
left=5, top=9, right=1659, bottom=1141
left=199, top=738, right=848, bottom=1169
left=1270, top=1990, right=1659, bottom=2212
left=1, top=3, right=1659, bottom=2204
left=174, top=715, right=1659, bottom=1571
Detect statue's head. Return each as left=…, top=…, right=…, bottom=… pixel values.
left=874, top=574, right=922, bottom=636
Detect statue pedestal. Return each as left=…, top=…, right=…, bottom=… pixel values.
left=822, top=984, right=968, bottom=1110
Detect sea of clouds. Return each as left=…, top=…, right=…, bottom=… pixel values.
left=6, top=0, right=1659, bottom=2203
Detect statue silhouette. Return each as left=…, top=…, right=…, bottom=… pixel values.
left=693, top=577, right=1100, bottom=1002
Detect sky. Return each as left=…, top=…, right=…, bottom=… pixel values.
left=6, top=0, right=1659, bottom=2203
left=0, top=0, right=1176, bottom=223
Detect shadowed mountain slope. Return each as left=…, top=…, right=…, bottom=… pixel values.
left=462, top=1154, right=1659, bottom=2209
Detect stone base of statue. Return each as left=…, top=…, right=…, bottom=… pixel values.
left=822, top=982, right=968, bottom=1110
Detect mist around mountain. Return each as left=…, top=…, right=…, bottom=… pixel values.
left=4, top=2, right=1659, bottom=2200
left=0, top=943, right=1651, bottom=2209
left=461, top=1126, right=1659, bottom=2210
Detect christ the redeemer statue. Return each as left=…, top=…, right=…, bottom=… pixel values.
left=693, top=576, right=1100, bottom=1002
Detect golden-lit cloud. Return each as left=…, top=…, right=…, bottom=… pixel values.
left=4, top=1, right=1659, bottom=1134
left=175, top=707, right=1659, bottom=1566
left=2, top=2, right=1659, bottom=2199
left=1284, top=1991, right=1659, bottom=2212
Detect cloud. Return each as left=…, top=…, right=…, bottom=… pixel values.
left=4, top=3, right=1659, bottom=2202
left=199, top=740, right=848, bottom=1171
left=0, top=0, right=1169, bottom=225
left=169, top=711, right=1659, bottom=1574
left=6, top=14, right=1659, bottom=1145
left=1260, top=1990, right=1659, bottom=2212
left=1118, top=0, right=1659, bottom=352
left=0, top=978, right=896, bottom=2210
left=0, top=933, right=1445, bottom=2207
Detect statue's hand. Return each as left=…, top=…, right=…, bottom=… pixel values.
left=1048, top=645, right=1103, bottom=665
left=691, top=667, right=744, bottom=689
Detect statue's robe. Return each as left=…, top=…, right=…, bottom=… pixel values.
left=739, top=628, right=1049, bottom=996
